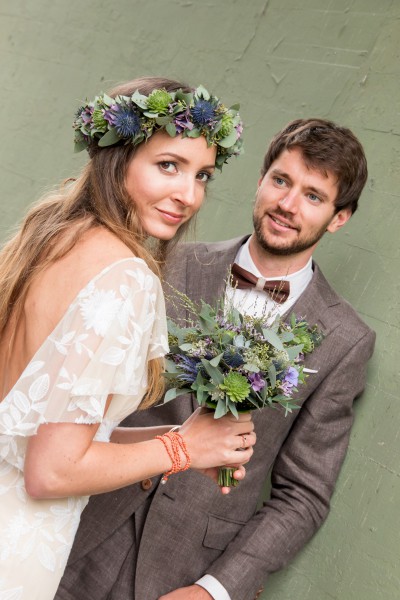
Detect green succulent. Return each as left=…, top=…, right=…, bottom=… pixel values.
left=147, top=89, right=173, bottom=114
left=219, top=371, right=251, bottom=403
left=92, top=108, right=108, bottom=132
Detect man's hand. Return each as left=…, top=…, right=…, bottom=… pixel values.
left=159, top=584, right=213, bottom=599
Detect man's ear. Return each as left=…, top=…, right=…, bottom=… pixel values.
left=326, top=207, right=352, bottom=233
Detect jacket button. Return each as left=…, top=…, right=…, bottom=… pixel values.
left=141, top=478, right=153, bottom=491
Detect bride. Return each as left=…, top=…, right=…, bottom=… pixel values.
left=0, top=76, right=255, bottom=599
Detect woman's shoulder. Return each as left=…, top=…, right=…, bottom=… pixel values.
left=26, top=228, right=157, bottom=327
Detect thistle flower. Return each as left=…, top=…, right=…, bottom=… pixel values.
left=175, top=354, right=200, bottom=384
left=191, top=100, right=216, bottom=126
left=223, top=348, right=244, bottom=368
left=219, top=372, right=251, bottom=403
left=110, top=105, right=141, bottom=138
left=147, top=89, right=173, bottom=113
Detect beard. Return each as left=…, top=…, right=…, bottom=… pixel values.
left=253, top=208, right=331, bottom=256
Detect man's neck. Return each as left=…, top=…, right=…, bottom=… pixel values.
left=248, top=234, right=314, bottom=277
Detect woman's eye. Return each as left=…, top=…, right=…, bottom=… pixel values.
left=159, top=161, right=177, bottom=173
left=197, top=171, right=213, bottom=183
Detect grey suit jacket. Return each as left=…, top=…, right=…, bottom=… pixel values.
left=57, top=236, right=375, bottom=600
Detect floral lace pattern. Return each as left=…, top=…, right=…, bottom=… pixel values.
left=0, top=258, right=168, bottom=600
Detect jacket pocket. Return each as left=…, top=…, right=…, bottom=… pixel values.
left=203, top=514, right=246, bottom=551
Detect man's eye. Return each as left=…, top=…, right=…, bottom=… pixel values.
left=308, top=193, right=320, bottom=203
left=274, top=177, right=286, bottom=186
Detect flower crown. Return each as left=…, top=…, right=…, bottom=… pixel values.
left=73, top=85, right=243, bottom=170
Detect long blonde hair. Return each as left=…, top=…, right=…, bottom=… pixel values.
left=0, top=76, right=193, bottom=409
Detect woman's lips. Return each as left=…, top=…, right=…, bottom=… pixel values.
left=156, top=209, right=185, bottom=224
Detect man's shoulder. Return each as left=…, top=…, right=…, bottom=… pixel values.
left=311, top=263, right=375, bottom=342
left=169, top=236, right=247, bottom=260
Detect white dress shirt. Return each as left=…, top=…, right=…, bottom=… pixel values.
left=196, top=237, right=313, bottom=600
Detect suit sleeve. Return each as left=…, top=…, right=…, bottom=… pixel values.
left=206, top=327, right=376, bottom=600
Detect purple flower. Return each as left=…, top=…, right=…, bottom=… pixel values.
left=173, top=108, right=194, bottom=133
left=284, top=366, right=299, bottom=386
left=248, top=372, right=266, bottom=392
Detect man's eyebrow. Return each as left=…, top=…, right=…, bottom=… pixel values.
left=270, top=168, right=330, bottom=201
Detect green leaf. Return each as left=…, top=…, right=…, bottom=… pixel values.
left=164, top=387, right=191, bottom=403
left=280, top=331, right=295, bottom=342
left=155, top=116, right=171, bottom=126
left=186, top=128, right=201, bottom=138
left=210, top=352, right=224, bottom=367
left=165, top=122, right=177, bottom=137
left=175, top=91, right=193, bottom=105
left=74, top=140, right=87, bottom=153
left=102, top=93, right=114, bottom=107
left=262, top=329, right=284, bottom=351
left=195, top=85, right=210, bottom=100
left=131, top=91, right=148, bottom=108
left=286, top=345, right=303, bottom=360
left=179, top=343, right=194, bottom=351
left=217, top=128, right=238, bottom=148
left=98, top=127, right=121, bottom=147
left=229, top=103, right=240, bottom=111
left=201, top=358, right=224, bottom=385
left=227, top=400, right=239, bottom=419
left=268, top=364, right=277, bottom=388
left=242, top=363, right=260, bottom=373
left=214, top=398, right=228, bottom=418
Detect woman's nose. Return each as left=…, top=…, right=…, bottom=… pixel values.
left=172, top=176, right=197, bottom=206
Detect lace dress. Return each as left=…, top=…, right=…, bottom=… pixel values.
left=0, top=258, right=168, bottom=600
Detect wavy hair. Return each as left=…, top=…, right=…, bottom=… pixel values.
left=0, top=76, right=193, bottom=409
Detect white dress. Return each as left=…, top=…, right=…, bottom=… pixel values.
left=0, top=257, right=168, bottom=600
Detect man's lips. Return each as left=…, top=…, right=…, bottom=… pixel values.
left=268, top=213, right=298, bottom=231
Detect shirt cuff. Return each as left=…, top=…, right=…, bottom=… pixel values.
left=196, top=574, right=231, bottom=600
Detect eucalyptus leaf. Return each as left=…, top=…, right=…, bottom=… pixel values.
left=74, top=141, right=87, bottom=153
left=218, top=128, right=238, bottom=148
left=179, top=343, right=194, bottom=351
left=210, top=353, right=224, bottom=367
left=227, top=400, right=239, bottom=419
left=155, top=116, right=171, bottom=126
left=286, top=344, right=303, bottom=360
left=195, top=85, right=210, bottom=100
left=164, top=387, right=191, bottom=403
left=166, top=122, right=177, bottom=137
left=262, top=329, right=284, bottom=351
left=215, top=398, right=228, bottom=418
left=242, top=363, right=260, bottom=373
left=186, top=128, right=201, bottom=138
left=98, top=128, right=121, bottom=147
left=268, top=364, right=277, bottom=388
left=201, top=359, right=224, bottom=385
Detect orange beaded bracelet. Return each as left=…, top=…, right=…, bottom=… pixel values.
left=155, top=431, right=191, bottom=484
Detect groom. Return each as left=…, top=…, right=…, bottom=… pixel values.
left=56, top=118, right=375, bottom=600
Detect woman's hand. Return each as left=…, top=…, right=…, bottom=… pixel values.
left=179, top=407, right=256, bottom=471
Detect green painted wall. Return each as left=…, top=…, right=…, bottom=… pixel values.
left=0, top=1, right=398, bottom=598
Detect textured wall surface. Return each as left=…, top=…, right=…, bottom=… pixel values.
left=0, top=1, right=399, bottom=598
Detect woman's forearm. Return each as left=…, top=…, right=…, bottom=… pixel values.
left=111, top=425, right=177, bottom=444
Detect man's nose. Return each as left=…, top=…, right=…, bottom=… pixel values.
left=278, top=189, right=299, bottom=212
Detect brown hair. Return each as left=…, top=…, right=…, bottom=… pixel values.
left=260, top=118, right=368, bottom=214
left=0, top=76, right=193, bottom=409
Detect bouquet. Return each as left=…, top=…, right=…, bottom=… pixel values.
left=164, top=293, right=322, bottom=486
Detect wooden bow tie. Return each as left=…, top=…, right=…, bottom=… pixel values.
left=230, top=263, right=290, bottom=304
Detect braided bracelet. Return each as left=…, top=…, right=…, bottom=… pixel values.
left=155, top=431, right=191, bottom=484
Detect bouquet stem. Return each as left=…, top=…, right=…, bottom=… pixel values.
left=218, top=466, right=239, bottom=487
